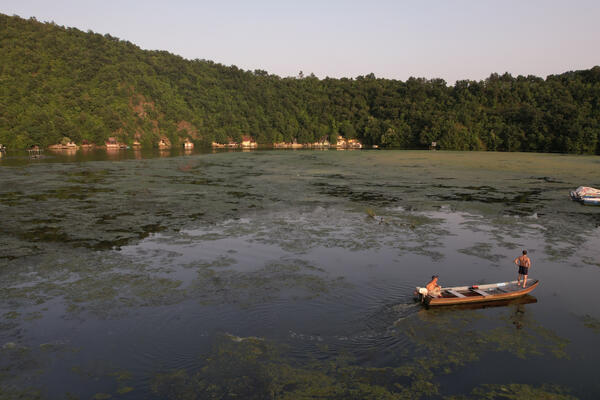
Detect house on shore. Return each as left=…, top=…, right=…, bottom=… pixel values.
left=105, top=137, right=126, bottom=149
left=273, top=140, right=303, bottom=149
left=158, top=137, right=171, bottom=149
left=80, top=140, right=94, bottom=150
left=310, top=139, right=330, bottom=148
left=212, top=138, right=239, bottom=148
left=48, top=136, right=79, bottom=151
left=27, top=145, right=43, bottom=158
left=183, top=138, right=194, bottom=149
left=241, top=136, right=257, bottom=148
left=336, top=136, right=362, bottom=149
left=48, top=141, right=79, bottom=150
left=347, top=138, right=362, bottom=148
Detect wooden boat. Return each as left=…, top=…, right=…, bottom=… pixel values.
left=415, top=279, right=539, bottom=306
left=437, top=294, right=538, bottom=310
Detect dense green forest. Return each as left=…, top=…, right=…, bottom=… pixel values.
left=1, top=13, right=599, bottom=153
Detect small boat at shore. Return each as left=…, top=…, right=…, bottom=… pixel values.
left=570, top=186, right=600, bottom=206
left=415, top=279, right=539, bottom=306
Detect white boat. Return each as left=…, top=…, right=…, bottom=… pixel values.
left=570, top=186, right=600, bottom=206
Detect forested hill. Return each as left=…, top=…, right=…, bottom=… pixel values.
left=1, top=14, right=599, bottom=153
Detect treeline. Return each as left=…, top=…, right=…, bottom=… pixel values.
left=1, top=13, right=599, bottom=153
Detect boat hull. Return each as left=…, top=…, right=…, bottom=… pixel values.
left=417, top=280, right=539, bottom=306
left=582, top=198, right=600, bottom=206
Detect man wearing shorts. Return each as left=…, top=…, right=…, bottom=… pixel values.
left=514, top=250, right=531, bottom=287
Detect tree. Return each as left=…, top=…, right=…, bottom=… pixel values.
left=1, top=13, right=599, bottom=154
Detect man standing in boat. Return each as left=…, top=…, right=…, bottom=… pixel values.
left=514, top=250, right=531, bottom=287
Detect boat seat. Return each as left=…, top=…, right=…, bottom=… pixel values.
left=471, top=288, right=490, bottom=296
left=446, top=289, right=466, bottom=298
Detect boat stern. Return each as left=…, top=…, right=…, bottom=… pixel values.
left=414, top=287, right=431, bottom=304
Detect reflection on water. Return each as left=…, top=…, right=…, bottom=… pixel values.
left=1, top=150, right=599, bottom=398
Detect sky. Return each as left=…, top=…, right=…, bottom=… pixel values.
left=3, top=0, right=599, bottom=84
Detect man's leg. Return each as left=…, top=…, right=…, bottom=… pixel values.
left=517, top=273, right=521, bottom=286
left=523, top=274, right=528, bottom=288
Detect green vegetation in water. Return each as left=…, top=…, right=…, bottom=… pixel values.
left=582, top=256, right=600, bottom=267
left=92, top=393, right=112, bottom=400
left=149, top=322, right=573, bottom=400
left=116, top=386, right=134, bottom=394
left=150, top=333, right=439, bottom=400
left=579, top=314, right=600, bottom=334
left=0, top=151, right=598, bottom=399
left=458, top=242, right=504, bottom=264
left=445, top=383, right=577, bottom=400
left=187, top=258, right=348, bottom=307
left=403, top=305, right=570, bottom=366
left=0, top=388, right=42, bottom=400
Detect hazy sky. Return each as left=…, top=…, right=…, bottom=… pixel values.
left=3, top=0, right=599, bottom=83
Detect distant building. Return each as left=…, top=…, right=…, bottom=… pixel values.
left=310, top=139, right=330, bottom=148
left=183, top=138, right=194, bottom=149
left=241, top=136, right=257, bottom=148
left=27, top=145, right=43, bottom=158
left=105, top=137, right=126, bottom=149
left=48, top=141, right=78, bottom=150
left=347, top=139, right=362, bottom=149
left=336, top=136, right=362, bottom=149
left=158, top=137, right=171, bottom=149
left=211, top=138, right=241, bottom=148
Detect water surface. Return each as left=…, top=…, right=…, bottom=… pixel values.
left=1, top=150, right=599, bottom=399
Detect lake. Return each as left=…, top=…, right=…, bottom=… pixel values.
left=1, top=149, right=599, bottom=399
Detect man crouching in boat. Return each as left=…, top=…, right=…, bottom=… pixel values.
left=514, top=250, right=531, bottom=287
left=425, top=275, right=442, bottom=297
left=426, top=275, right=442, bottom=297
left=415, top=275, right=442, bottom=302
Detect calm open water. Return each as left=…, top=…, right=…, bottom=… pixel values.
left=1, top=148, right=599, bottom=399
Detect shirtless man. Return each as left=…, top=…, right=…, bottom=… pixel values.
left=514, top=250, right=531, bottom=287
left=426, top=275, right=442, bottom=297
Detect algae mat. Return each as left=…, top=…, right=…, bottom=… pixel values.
left=1, top=150, right=599, bottom=399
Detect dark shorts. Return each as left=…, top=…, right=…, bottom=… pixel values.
left=519, top=266, right=529, bottom=275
